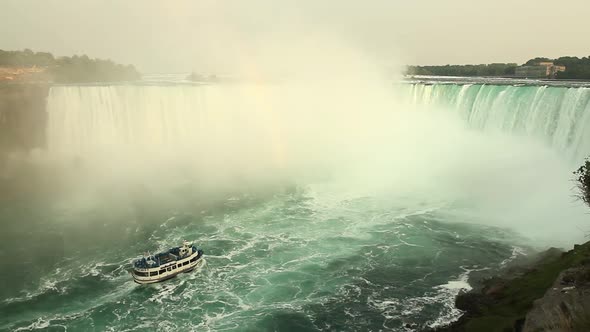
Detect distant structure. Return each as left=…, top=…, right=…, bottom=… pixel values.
left=515, top=62, right=566, bottom=79
left=0, top=66, right=47, bottom=81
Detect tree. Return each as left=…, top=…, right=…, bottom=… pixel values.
left=405, top=63, right=518, bottom=77
left=524, top=57, right=552, bottom=66
left=574, top=158, right=590, bottom=208
left=33, top=52, right=55, bottom=66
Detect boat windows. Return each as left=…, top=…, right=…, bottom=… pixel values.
left=190, top=256, right=197, bottom=263
left=159, top=269, right=166, bottom=275
left=134, top=271, right=148, bottom=277
left=148, top=271, right=158, bottom=277
left=183, top=261, right=189, bottom=266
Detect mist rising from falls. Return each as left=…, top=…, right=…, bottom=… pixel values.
left=42, top=82, right=590, bottom=245
left=45, top=81, right=403, bottom=191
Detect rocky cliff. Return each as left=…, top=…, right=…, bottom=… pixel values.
left=432, top=242, right=590, bottom=332
left=523, top=256, right=590, bottom=331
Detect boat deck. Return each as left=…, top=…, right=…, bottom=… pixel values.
left=133, top=245, right=198, bottom=269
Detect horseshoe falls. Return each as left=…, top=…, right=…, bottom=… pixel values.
left=1, top=81, right=589, bottom=332
left=44, top=83, right=590, bottom=164
left=404, top=83, right=590, bottom=163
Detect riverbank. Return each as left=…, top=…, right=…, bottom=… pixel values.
left=431, top=241, right=590, bottom=332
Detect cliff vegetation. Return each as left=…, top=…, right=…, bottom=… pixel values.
left=407, top=56, right=590, bottom=79
left=0, top=49, right=140, bottom=83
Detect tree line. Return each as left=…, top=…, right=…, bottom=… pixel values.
left=407, top=56, right=590, bottom=79
left=553, top=57, right=590, bottom=79
left=575, top=159, right=590, bottom=210
left=406, top=63, right=518, bottom=77
left=0, top=49, right=140, bottom=83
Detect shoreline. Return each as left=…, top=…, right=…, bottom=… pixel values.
left=428, top=242, right=590, bottom=332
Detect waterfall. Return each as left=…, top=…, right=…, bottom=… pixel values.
left=46, top=83, right=590, bottom=163
left=405, top=83, right=590, bottom=162
left=47, top=85, right=209, bottom=154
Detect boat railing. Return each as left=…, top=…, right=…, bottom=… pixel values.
left=133, top=245, right=201, bottom=269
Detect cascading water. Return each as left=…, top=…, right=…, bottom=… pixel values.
left=47, top=85, right=226, bottom=154
left=2, top=82, right=589, bottom=331
left=46, top=83, right=590, bottom=164
left=404, top=83, right=590, bottom=163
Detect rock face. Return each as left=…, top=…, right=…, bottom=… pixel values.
left=523, top=267, right=590, bottom=332
left=0, top=84, right=49, bottom=156
left=432, top=244, right=590, bottom=332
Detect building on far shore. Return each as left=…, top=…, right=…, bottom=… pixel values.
left=515, top=62, right=566, bottom=79
left=0, top=66, right=48, bottom=81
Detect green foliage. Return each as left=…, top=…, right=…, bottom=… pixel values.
left=406, top=63, right=518, bottom=77
left=0, top=49, right=55, bottom=66
left=554, top=56, right=590, bottom=79
left=407, top=56, right=590, bottom=79
left=0, top=49, right=140, bottom=83
left=49, top=56, right=140, bottom=83
left=524, top=57, right=552, bottom=66
left=460, top=243, right=590, bottom=332
left=574, top=158, right=590, bottom=208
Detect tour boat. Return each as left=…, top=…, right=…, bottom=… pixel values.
left=130, top=241, right=204, bottom=284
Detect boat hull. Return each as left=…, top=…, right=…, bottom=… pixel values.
left=132, top=273, right=178, bottom=284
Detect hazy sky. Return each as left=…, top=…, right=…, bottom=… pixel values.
left=1, top=0, right=589, bottom=73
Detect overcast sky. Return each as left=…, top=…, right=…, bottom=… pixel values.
left=1, top=0, right=589, bottom=73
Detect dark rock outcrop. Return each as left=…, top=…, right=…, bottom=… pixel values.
left=432, top=243, right=590, bottom=332
left=523, top=267, right=590, bottom=332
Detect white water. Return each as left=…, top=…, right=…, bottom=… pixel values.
left=47, top=83, right=590, bottom=164
left=43, top=82, right=590, bottom=245
left=404, top=83, right=590, bottom=163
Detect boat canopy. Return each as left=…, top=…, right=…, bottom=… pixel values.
left=133, top=244, right=199, bottom=269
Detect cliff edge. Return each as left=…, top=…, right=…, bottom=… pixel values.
left=432, top=242, right=590, bottom=332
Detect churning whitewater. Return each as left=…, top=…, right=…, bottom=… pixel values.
left=2, top=81, right=590, bottom=331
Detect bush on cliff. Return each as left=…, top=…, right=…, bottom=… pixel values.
left=406, top=63, right=518, bottom=77
left=574, top=158, right=590, bottom=208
